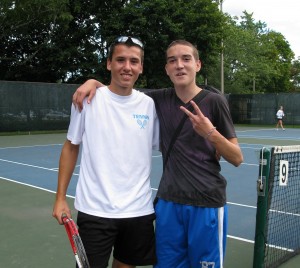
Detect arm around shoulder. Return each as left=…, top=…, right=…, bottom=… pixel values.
left=73, top=79, right=104, bottom=111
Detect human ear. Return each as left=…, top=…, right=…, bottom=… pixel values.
left=165, top=65, right=169, bottom=76
left=107, top=60, right=111, bottom=71
left=196, top=60, right=201, bottom=72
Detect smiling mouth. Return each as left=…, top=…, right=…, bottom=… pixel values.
left=176, top=72, right=186, bottom=76
left=121, top=73, right=132, bottom=78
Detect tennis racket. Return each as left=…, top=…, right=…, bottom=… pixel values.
left=62, top=213, right=90, bottom=268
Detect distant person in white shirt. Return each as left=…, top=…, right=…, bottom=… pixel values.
left=276, top=106, right=285, bottom=130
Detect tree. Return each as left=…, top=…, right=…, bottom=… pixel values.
left=0, top=1, right=298, bottom=93
left=260, top=31, right=294, bottom=92
left=90, top=0, right=225, bottom=88
left=291, top=57, right=300, bottom=91
left=0, top=0, right=99, bottom=83
left=219, top=12, right=294, bottom=93
left=0, top=0, right=224, bottom=87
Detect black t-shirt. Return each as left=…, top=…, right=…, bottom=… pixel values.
left=146, top=88, right=237, bottom=207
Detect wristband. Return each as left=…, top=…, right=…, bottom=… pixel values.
left=205, top=127, right=216, bottom=139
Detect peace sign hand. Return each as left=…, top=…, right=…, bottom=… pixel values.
left=180, top=100, right=216, bottom=139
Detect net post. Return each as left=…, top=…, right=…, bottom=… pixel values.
left=253, top=147, right=271, bottom=268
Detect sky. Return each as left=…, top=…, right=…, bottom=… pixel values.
left=222, top=0, right=300, bottom=59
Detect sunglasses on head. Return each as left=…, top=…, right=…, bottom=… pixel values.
left=113, top=36, right=144, bottom=49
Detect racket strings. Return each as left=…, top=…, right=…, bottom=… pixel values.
left=62, top=216, right=90, bottom=268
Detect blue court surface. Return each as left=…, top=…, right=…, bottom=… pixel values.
left=0, top=126, right=299, bottom=267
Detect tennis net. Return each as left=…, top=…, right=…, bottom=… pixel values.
left=253, top=145, right=300, bottom=268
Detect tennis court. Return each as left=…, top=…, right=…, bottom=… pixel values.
left=0, top=126, right=299, bottom=267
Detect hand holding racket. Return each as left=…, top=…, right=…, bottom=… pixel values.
left=62, top=213, right=90, bottom=268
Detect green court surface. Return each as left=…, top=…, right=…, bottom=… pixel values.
left=1, top=179, right=252, bottom=267
left=1, top=179, right=299, bottom=267
left=1, top=130, right=300, bottom=267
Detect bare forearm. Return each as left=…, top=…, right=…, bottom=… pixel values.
left=87, top=79, right=103, bottom=89
left=73, top=79, right=103, bottom=110
left=208, top=133, right=243, bottom=167
left=56, top=140, right=79, bottom=200
left=179, top=101, right=243, bottom=167
left=53, top=140, right=79, bottom=223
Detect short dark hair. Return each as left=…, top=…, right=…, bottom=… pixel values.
left=166, top=40, right=199, bottom=61
left=108, top=36, right=144, bottom=63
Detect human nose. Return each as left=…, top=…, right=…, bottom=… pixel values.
left=123, top=60, right=131, bottom=70
left=175, top=59, right=184, bottom=69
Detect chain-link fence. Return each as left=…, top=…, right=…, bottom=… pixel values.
left=228, top=93, right=300, bottom=126
left=1, top=81, right=299, bottom=132
left=0, top=81, right=76, bottom=131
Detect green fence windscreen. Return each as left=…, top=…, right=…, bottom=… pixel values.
left=1, top=81, right=300, bottom=132
left=0, top=81, right=77, bottom=132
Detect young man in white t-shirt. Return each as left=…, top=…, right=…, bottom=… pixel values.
left=52, top=36, right=160, bottom=268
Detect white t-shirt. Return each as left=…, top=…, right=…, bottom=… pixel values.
left=276, top=109, right=284, bottom=119
left=67, top=87, right=160, bottom=218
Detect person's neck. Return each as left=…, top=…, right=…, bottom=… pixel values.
left=175, top=85, right=202, bottom=104
left=108, top=84, right=133, bottom=96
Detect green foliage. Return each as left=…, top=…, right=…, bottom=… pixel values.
left=0, top=1, right=298, bottom=93
left=291, top=58, right=300, bottom=91
left=0, top=0, right=223, bottom=87
left=89, top=0, right=224, bottom=88
left=0, top=0, right=99, bottom=83
left=219, top=12, right=294, bottom=93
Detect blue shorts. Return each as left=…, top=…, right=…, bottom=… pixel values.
left=154, top=199, right=228, bottom=268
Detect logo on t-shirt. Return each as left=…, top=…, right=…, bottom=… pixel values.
left=133, top=114, right=149, bottom=129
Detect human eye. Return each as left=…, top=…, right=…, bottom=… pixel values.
left=131, top=58, right=140, bottom=65
left=167, top=57, right=176, bottom=64
left=183, top=55, right=192, bottom=62
left=115, top=57, right=125, bottom=63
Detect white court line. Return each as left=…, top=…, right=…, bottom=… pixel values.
left=236, top=128, right=275, bottom=133
left=0, top=176, right=255, bottom=244
left=0, top=176, right=74, bottom=199
left=227, top=235, right=254, bottom=243
left=0, top=156, right=258, bottom=173
left=0, top=144, right=63, bottom=150
left=0, top=158, right=58, bottom=171
left=1, top=173, right=258, bottom=211
left=2, top=156, right=298, bottom=217
left=239, top=135, right=300, bottom=140
left=220, top=160, right=258, bottom=166
left=151, top=187, right=257, bottom=209
left=240, top=146, right=261, bottom=149
left=0, top=158, right=79, bottom=175
left=4, top=177, right=297, bottom=248
left=151, top=187, right=300, bottom=217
